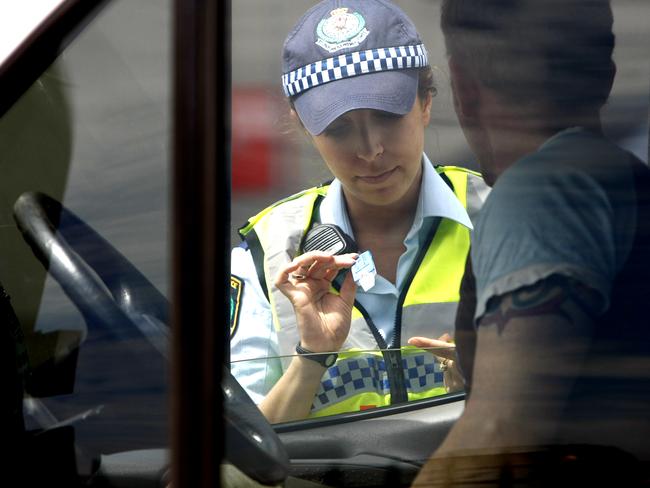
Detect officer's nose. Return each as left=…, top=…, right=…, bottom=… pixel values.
left=355, top=125, right=384, bottom=162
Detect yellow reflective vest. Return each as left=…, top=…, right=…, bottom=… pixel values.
left=238, top=166, right=486, bottom=417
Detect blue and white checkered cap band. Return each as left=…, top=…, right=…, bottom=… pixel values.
left=282, top=44, right=428, bottom=97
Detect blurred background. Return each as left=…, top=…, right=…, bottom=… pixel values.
left=231, top=0, right=650, bottom=244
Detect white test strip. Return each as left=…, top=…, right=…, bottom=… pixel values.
left=351, top=250, right=377, bottom=291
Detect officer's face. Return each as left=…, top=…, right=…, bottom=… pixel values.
left=310, top=94, right=432, bottom=208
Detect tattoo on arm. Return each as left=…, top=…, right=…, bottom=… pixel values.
left=481, top=274, right=601, bottom=331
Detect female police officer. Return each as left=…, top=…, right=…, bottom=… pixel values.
left=230, top=0, right=487, bottom=423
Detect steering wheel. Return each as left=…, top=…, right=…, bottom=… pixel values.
left=13, top=191, right=289, bottom=485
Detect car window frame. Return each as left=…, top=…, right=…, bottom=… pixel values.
left=0, top=0, right=108, bottom=117
left=171, top=0, right=230, bottom=486
left=0, top=0, right=230, bottom=485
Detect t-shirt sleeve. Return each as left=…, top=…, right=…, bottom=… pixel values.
left=471, top=163, right=619, bottom=323
left=229, top=246, right=283, bottom=404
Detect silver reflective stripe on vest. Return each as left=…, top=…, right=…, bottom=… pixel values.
left=257, top=195, right=315, bottom=366
left=400, top=302, right=460, bottom=342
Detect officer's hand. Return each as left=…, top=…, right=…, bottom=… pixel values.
left=275, top=251, right=358, bottom=353
left=408, top=333, right=464, bottom=393
left=407, top=333, right=456, bottom=361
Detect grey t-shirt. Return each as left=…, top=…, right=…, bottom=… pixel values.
left=471, top=128, right=639, bottom=322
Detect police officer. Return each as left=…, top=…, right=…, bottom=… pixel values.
left=230, top=0, right=488, bottom=423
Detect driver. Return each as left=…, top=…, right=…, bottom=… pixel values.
left=230, top=0, right=488, bottom=423
left=415, top=0, right=650, bottom=482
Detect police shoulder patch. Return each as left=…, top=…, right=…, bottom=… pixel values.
left=230, top=275, right=244, bottom=338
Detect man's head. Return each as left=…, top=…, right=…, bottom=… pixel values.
left=441, top=0, right=616, bottom=183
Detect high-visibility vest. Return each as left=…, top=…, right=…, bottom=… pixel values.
left=239, top=166, right=486, bottom=417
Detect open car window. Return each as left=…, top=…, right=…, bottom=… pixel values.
left=228, top=0, right=478, bottom=424
left=229, top=0, right=649, bottom=425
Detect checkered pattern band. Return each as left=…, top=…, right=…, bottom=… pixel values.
left=311, top=352, right=444, bottom=412
left=282, top=44, right=428, bottom=97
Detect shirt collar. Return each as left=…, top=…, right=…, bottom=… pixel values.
left=539, top=126, right=585, bottom=151
left=319, top=153, right=473, bottom=235
left=419, top=153, right=473, bottom=229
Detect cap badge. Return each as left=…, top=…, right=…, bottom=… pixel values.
left=316, top=7, right=369, bottom=53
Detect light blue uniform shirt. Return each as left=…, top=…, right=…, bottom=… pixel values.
left=319, top=155, right=472, bottom=345
left=230, top=154, right=472, bottom=402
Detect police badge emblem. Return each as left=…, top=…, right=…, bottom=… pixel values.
left=316, top=7, right=369, bottom=53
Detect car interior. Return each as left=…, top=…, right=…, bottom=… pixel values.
left=0, top=0, right=648, bottom=487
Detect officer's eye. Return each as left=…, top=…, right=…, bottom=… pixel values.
left=374, top=110, right=403, bottom=121
left=322, top=122, right=349, bottom=138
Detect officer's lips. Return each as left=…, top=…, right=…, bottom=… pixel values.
left=357, top=167, right=397, bottom=184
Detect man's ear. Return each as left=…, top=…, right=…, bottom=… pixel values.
left=448, top=56, right=481, bottom=120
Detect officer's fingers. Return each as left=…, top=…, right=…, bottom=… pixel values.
left=306, top=259, right=344, bottom=280
left=275, top=261, right=309, bottom=288
left=309, top=266, right=338, bottom=282
left=316, top=253, right=358, bottom=276
left=300, top=253, right=358, bottom=279
left=302, top=258, right=332, bottom=279
left=338, top=271, right=357, bottom=307
left=291, top=250, right=335, bottom=269
left=297, top=251, right=358, bottom=264
left=334, top=253, right=359, bottom=265
left=408, top=336, right=436, bottom=348
left=409, top=337, right=454, bottom=348
left=408, top=337, right=456, bottom=361
left=437, top=332, right=454, bottom=343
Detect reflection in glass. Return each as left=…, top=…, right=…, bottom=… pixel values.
left=0, top=0, right=171, bottom=479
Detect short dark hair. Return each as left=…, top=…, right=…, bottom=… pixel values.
left=441, top=0, right=615, bottom=113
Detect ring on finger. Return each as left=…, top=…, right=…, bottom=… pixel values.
left=439, top=358, right=451, bottom=372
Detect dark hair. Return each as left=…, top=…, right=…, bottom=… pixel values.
left=289, top=65, right=437, bottom=114
left=441, top=0, right=615, bottom=113
left=417, top=65, right=437, bottom=101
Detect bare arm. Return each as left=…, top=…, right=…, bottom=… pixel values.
left=432, top=275, right=600, bottom=456
left=259, top=251, right=358, bottom=423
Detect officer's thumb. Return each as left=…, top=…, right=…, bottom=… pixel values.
left=339, top=270, right=357, bottom=307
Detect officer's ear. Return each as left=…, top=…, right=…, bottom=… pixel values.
left=419, top=90, right=433, bottom=127
left=448, top=56, right=480, bottom=121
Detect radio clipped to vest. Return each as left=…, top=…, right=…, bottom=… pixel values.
left=302, top=223, right=357, bottom=255
left=302, top=224, right=376, bottom=291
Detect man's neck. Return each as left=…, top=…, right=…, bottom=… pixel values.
left=482, top=96, right=603, bottom=183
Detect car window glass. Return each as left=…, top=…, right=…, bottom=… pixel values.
left=0, top=0, right=171, bottom=479
left=229, top=0, right=649, bottom=425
